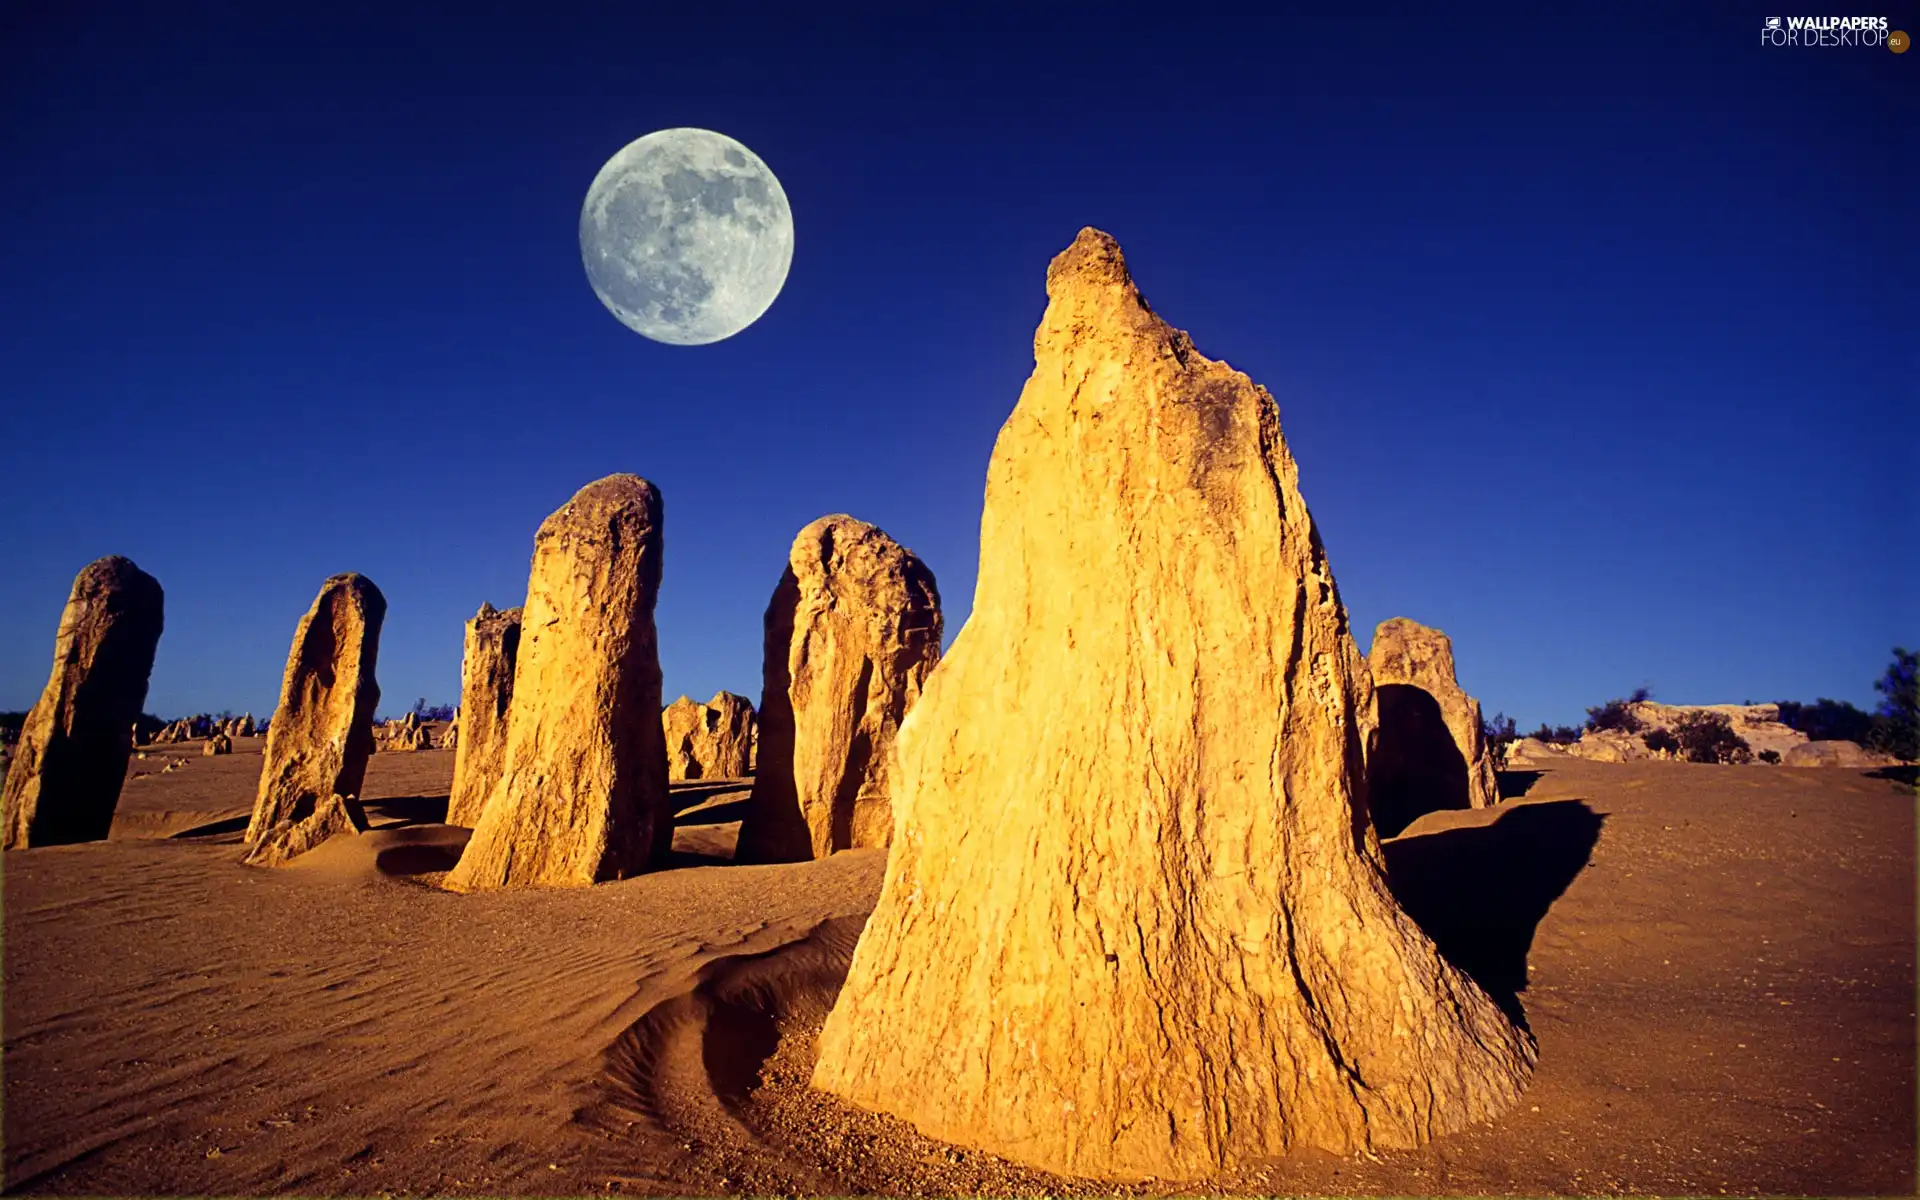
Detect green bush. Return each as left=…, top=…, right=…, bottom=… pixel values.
left=1642, top=728, right=1680, bottom=756
left=1758, top=749, right=1781, bottom=764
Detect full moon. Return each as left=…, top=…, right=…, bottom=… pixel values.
left=579, top=128, right=794, bottom=346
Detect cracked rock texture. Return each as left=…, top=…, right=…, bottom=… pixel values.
left=811, top=228, right=1535, bottom=1181
left=447, top=603, right=522, bottom=827
left=448, top=475, right=669, bottom=890
left=2, top=556, right=164, bottom=849
left=246, top=574, right=384, bottom=846
left=737, top=515, right=942, bottom=863
left=1366, top=617, right=1500, bottom=835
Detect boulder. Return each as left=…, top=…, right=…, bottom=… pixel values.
left=1564, top=731, right=1653, bottom=763
left=1505, top=737, right=1567, bottom=765
left=811, top=229, right=1533, bottom=1180
left=1783, top=739, right=1898, bottom=768
left=202, top=732, right=233, bottom=757
left=245, top=574, right=385, bottom=849
left=1366, top=617, right=1500, bottom=835
left=736, top=516, right=942, bottom=862
left=440, top=720, right=459, bottom=751
left=661, top=690, right=757, bottom=781
left=2, top=557, right=165, bottom=848
left=243, top=793, right=369, bottom=868
left=447, top=475, right=669, bottom=890
left=235, top=713, right=256, bottom=738
left=446, top=604, right=522, bottom=827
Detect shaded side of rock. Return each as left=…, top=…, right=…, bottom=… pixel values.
left=447, top=475, right=668, bottom=890
left=246, top=575, right=385, bottom=845
left=1366, top=617, right=1500, bottom=835
left=2, top=557, right=165, bottom=849
left=737, top=515, right=942, bottom=862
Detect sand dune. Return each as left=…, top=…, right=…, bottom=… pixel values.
left=4, top=744, right=1913, bottom=1195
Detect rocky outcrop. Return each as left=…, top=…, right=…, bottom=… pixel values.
left=736, top=516, right=942, bottom=862
left=1562, top=731, right=1648, bottom=763
left=2, top=557, right=165, bottom=848
left=810, top=229, right=1534, bottom=1180
left=378, top=713, right=430, bottom=752
left=1506, top=737, right=1568, bottom=765
left=1626, top=702, right=1806, bottom=760
left=661, top=691, right=756, bottom=781
left=244, top=792, right=368, bottom=868
left=1366, top=617, right=1500, bottom=835
left=203, top=732, right=233, bottom=756
left=447, top=476, right=669, bottom=890
left=1783, top=739, right=1898, bottom=768
left=446, top=604, right=521, bottom=827
left=245, top=574, right=385, bottom=851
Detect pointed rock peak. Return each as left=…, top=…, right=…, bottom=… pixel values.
left=1038, top=227, right=1192, bottom=365
left=1046, top=226, right=1130, bottom=291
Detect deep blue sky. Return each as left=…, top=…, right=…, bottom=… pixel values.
left=1, top=4, right=1910, bottom=727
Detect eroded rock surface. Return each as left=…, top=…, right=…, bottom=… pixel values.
left=447, top=604, right=522, bottom=826
left=736, top=516, right=941, bottom=862
left=662, top=691, right=756, bottom=781
left=243, top=792, right=369, bottom=868
left=245, top=574, right=385, bottom=850
left=2, top=557, right=165, bottom=849
left=1366, top=617, right=1500, bottom=835
left=447, top=476, right=669, bottom=890
left=810, top=229, right=1534, bottom=1181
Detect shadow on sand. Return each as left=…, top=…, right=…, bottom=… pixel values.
left=1496, top=768, right=1547, bottom=800
left=1866, top=764, right=1918, bottom=793
left=1383, top=798, right=1604, bottom=1025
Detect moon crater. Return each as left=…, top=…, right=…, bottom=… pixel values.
left=580, top=128, right=793, bottom=346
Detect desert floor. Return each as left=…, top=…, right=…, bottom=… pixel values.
left=2, top=741, right=1912, bottom=1196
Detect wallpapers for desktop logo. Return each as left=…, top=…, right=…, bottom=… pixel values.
left=1759, top=15, right=1905, bottom=47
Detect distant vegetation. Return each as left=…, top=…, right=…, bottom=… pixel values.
left=1527, top=723, right=1583, bottom=744
left=1641, top=727, right=1680, bottom=756
left=0, top=711, right=23, bottom=746
left=1481, top=711, right=1518, bottom=760
left=376, top=698, right=457, bottom=724
left=1672, top=711, right=1751, bottom=764
left=1773, top=647, right=1918, bottom=763
left=1586, top=686, right=1654, bottom=735
left=1757, top=749, right=1781, bottom=764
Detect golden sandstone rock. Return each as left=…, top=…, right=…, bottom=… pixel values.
left=811, top=229, right=1535, bottom=1180
left=2, top=557, right=164, bottom=849
left=1366, top=616, right=1500, bottom=835
left=245, top=574, right=385, bottom=851
left=446, top=604, right=521, bottom=827
left=202, top=732, right=233, bottom=757
left=736, top=515, right=941, bottom=862
left=244, top=792, right=368, bottom=868
left=447, top=476, right=669, bottom=890
left=661, top=690, right=755, bottom=781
